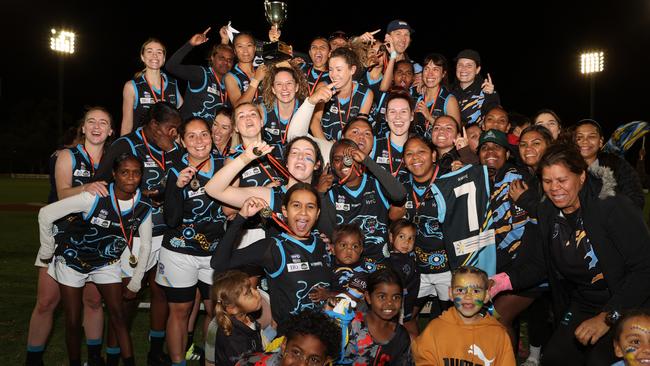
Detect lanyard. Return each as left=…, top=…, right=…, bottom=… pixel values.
left=210, top=67, right=227, bottom=105
left=337, top=92, right=354, bottom=130
left=112, top=194, right=135, bottom=252
left=269, top=211, right=299, bottom=238
left=141, top=132, right=165, bottom=170
left=190, top=157, right=211, bottom=172
left=145, top=74, right=165, bottom=102
left=308, top=67, right=324, bottom=96
left=81, top=145, right=95, bottom=176
left=386, top=135, right=403, bottom=177
left=411, top=164, right=440, bottom=210
left=277, top=100, right=297, bottom=145
left=423, top=86, right=443, bottom=132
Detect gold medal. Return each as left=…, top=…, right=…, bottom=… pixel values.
left=189, top=178, right=201, bottom=191
left=260, top=206, right=273, bottom=218
left=128, top=254, right=138, bottom=268
left=253, top=147, right=263, bottom=156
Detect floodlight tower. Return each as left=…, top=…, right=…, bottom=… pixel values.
left=50, top=28, right=76, bottom=138
left=580, top=51, right=604, bottom=119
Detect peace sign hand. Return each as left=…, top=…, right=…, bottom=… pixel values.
left=189, top=27, right=211, bottom=47
left=481, top=73, right=495, bottom=94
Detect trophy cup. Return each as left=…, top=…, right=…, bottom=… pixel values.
left=262, top=1, right=293, bottom=63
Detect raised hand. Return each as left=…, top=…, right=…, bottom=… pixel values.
left=219, top=25, right=229, bottom=44
left=455, top=126, right=469, bottom=150
left=239, top=196, right=269, bottom=218
left=308, top=83, right=336, bottom=105
left=481, top=73, right=495, bottom=94
left=358, top=29, right=381, bottom=44
left=268, top=25, right=281, bottom=42
left=242, top=141, right=273, bottom=163
left=176, top=166, right=197, bottom=188
left=189, top=27, right=211, bottom=47
left=415, top=100, right=433, bottom=122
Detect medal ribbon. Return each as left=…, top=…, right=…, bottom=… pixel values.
left=277, top=100, right=297, bottom=145
left=141, top=131, right=166, bottom=170
left=268, top=211, right=299, bottom=237
left=412, top=164, right=440, bottom=210
left=210, top=67, right=228, bottom=105
left=145, top=74, right=166, bottom=102
left=423, top=86, right=442, bottom=133
left=81, top=144, right=96, bottom=176
left=386, top=135, right=403, bottom=177
left=112, top=194, right=135, bottom=253
left=308, top=67, right=324, bottom=96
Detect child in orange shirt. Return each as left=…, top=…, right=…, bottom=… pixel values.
left=412, top=266, right=515, bottom=366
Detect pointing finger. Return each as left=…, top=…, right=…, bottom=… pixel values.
left=462, top=126, right=467, bottom=137
left=487, top=73, right=492, bottom=83
left=370, top=29, right=381, bottom=35
left=203, top=27, right=211, bottom=35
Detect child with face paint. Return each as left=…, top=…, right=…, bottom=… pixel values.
left=412, top=266, right=515, bottom=366
left=342, top=268, right=413, bottom=364
left=613, top=310, right=650, bottom=366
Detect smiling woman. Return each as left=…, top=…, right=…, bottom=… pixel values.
left=491, top=143, right=650, bottom=366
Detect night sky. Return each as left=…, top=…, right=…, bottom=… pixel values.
left=1, top=0, right=649, bottom=171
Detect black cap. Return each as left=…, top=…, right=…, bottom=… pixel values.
left=386, top=20, right=415, bottom=34
left=455, top=49, right=481, bottom=66
left=328, top=31, right=348, bottom=41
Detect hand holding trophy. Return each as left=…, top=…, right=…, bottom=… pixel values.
left=262, top=1, right=293, bottom=63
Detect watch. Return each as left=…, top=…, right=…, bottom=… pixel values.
left=605, top=310, right=621, bottom=326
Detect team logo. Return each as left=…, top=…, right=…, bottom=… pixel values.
left=329, top=105, right=339, bottom=114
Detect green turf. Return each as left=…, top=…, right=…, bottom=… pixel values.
left=0, top=178, right=204, bottom=365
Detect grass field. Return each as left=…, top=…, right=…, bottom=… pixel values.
left=0, top=178, right=205, bottom=365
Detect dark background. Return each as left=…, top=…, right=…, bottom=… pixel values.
left=1, top=0, right=649, bottom=172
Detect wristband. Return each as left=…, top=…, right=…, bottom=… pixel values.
left=489, top=272, right=513, bottom=298
left=390, top=51, right=398, bottom=60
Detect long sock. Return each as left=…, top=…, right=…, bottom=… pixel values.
left=172, top=361, right=186, bottom=366
left=149, top=330, right=166, bottom=356
left=87, top=338, right=103, bottom=360
left=106, top=347, right=121, bottom=366
left=122, top=357, right=135, bottom=366
left=26, top=345, right=45, bottom=366
left=186, top=331, right=194, bottom=351
left=528, top=345, right=542, bottom=361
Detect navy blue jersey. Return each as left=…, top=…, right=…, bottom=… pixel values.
left=180, top=66, right=229, bottom=121
left=361, top=70, right=383, bottom=105
left=163, top=154, right=228, bottom=256
left=321, top=82, right=371, bottom=141
left=330, top=261, right=372, bottom=302
left=490, top=167, right=537, bottom=271
left=229, top=144, right=286, bottom=188
left=227, top=64, right=261, bottom=104
left=403, top=178, right=447, bottom=274
left=264, top=232, right=331, bottom=324
left=54, top=186, right=152, bottom=273
left=373, top=133, right=409, bottom=183
left=300, top=64, right=329, bottom=96
left=327, top=174, right=390, bottom=262
left=68, top=144, right=99, bottom=187
left=131, top=73, right=180, bottom=129
left=113, top=128, right=182, bottom=236
left=413, top=86, right=453, bottom=140
left=431, top=164, right=495, bottom=275
left=388, top=251, right=420, bottom=321
left=261, top=100, right=301, bottom=146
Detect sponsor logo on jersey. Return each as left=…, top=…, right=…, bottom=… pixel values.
left=335, top=202, right=350, bottom=211
left=144, top=157, right=157, bottom=168
left=187, top=188, right=205, bottom=198
left=265, top=127, right=280, bottom=135
left=91, top=217, right=111, bottom=228
left=242, top=167, right=262, bottom=179
left=290, top=254, right=302, bottom=263
left=207, top=85, right=218, bottom=94
left=329, top=105, right=339, bottom=114
left=287, top=262, right=310, bottom=272
left=73, top=169, right=91, bottom=178
left=98, top=209, right=109, bottom=219
left=140, top=97, right=155, bottom=104
left=309, top=261, right=323, bottom=268
left=376, top=156, right=389, bottom=164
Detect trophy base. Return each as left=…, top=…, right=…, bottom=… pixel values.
left=261, top=41, right=293, bottom=63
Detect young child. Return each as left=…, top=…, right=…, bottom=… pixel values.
left=612, top=309, right=650, bottom=366
left=236, top=309, right=342, bottom=366
left=343, top=268, right=413, bottom=365
left=387, top=219, right=420, bottom=336
left=412, top=266, right=516, bottom=366
left=212, top=270, right=264, bottom=366
left=310, top=224, right=371, bottom=307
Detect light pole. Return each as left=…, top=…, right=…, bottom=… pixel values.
left=50, top=28, right=75, bottom=139
left=580, top=51, right=604, bottom=119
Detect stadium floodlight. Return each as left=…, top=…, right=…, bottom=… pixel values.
left=50, top=28, right=76, bottom=54
left=580, top=51, right=604, bottom=74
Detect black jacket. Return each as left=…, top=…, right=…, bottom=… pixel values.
left=506, top=173, right=650, bottom=320
left=214, top=316, right=263, bottom=366
left=449, top=75, right=501, bottom=126
left=593, top=152, right=645, bottom=209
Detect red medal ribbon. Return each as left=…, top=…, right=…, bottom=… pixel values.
left=412, top=164, right=440, bottom=210
left=308, top=67, right=324, bottom=96
left=81, top=144, right=95, bottom=176
left=386, top=135, right=403, bottom=177
left=145, top=74, right=165, bottom=103
left=278, top=100, right=297, bottom=145
left=141, top=131, right=166, bottom=171
left=112, top=194, right=135, bottom=253
left=210, top=67, right=227, bottom=105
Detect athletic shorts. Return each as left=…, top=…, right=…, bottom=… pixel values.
left=417, top=271, right=451, bottom=301
left=48, top=257, right=121, bottom=288
left=155, top=247, right=214, bottom=289
left=120, top=235, right=162, bottom=278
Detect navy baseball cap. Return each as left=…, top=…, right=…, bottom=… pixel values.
left=386, top=20, right=415, bottom=34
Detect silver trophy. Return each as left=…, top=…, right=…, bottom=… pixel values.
left=262, top=1, right=292, bottom=63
